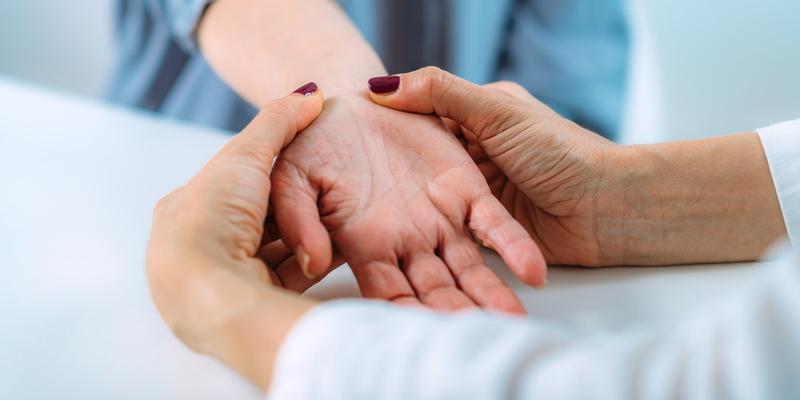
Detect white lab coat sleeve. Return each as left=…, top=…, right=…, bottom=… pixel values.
left=268, top=252, right=800, bottom=400
left=758, top=119, right=800, bottom=246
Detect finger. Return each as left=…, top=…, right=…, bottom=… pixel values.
left=271, top=159, right=333, bottom=279
left=392, top=297, right=425, bottom=308
left=469, top=193, right=547, bottom=288
left=402, top=253, right=476, bottom=312
left=440, top=234, right=527, bottom=315
left=441, top=117, right=462, bottom=136
left=259, top=239, right=293, bottom=267
left=350, top=260, right=420, bottom=306
left=267, top=268, right=282, bottom=287
left=213, top=82, right=324, bottom=170
left=441, top=117, right=468, bottom=149
left=259, top=214, right=281, bottom=247
left=276, top=250, right=346, bottom=293
left=367, top=67, right=529, bottom=140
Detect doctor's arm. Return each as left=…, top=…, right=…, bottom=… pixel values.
left=367, top=67, right=793, bottom=266
left=146, top=78, right=800, bottom=398
left=269, top=73, right=800, bottom=398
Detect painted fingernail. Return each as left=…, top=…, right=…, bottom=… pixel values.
left=295, top=245, right=314, bottom=278
left=293, top=82, right=318, bottom=96
left=368, top=75, right=400, bottom=94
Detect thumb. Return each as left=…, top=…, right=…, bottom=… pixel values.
left=216, top=82, right=324, bottom=169
left=367, top=67, right=530, bottom=142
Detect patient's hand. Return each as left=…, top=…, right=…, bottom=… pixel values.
left=270, top=93, right=546, bottom=314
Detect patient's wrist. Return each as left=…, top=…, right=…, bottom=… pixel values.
left=300, top=56, right=387, bottom=100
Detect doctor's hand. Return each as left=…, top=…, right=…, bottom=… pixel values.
left=146, top=86, right=323, bottom=392
left=369, top=67, right=786, bottom=267
left=368, top=67, right=624, bottom=266
left=270, top=92, right=546, bottom=314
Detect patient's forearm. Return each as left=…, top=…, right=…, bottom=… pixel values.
left=611, top=133, right=786, bottom=264
left=198, top=0, right=385, bottom=105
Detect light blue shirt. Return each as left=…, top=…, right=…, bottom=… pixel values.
left=107, top=0, right=629, bottom=137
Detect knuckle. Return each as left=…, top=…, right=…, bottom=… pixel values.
left=153, top=187, right=183, bottom=217
left=419, top=65, right=445, bottom=78
left=232, top=141, right=276, bottom=166
left=420, top=66, right=450, bottom=90
left=420, top=67, right=458, bottom=111
left=153, top=195, right=170, bottom=215
left=257, top=101, right=297, bottom=132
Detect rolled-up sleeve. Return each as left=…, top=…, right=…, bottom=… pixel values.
left=144, top=0, right=215, bottom=51
left=758, top=119, right=800, bottom=246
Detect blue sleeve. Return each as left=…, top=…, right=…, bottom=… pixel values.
left=142, top=0, right=215, bottom=51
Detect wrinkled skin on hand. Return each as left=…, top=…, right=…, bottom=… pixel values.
left=269, top=93, right=546, bottom=314
left=454, top=82, right=624, bottom=267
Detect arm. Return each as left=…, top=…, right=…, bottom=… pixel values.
left=162, top=2, right=547, bottom=312
left=618, top=134, right=785, bottom=264
left=271, top=251, right=800, bottom=399
left=197, top=0, right=386, bottom=103
left=367, top=67, right=788, bottom=266
left=145, top=85, right=536, bottom=396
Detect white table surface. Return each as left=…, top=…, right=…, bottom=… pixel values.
left=0, top=79, right=771, bottom=399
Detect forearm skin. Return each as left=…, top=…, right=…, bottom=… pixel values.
left=198, top=0, right=386, bottom=104
left=599, top=133, right=786, bottom=265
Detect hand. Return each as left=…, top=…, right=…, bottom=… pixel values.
left=368, top=67, right=628, bottom=266
left=146, top=86, right=323, bottom=391
left=270, top=92, right=547, bottom=314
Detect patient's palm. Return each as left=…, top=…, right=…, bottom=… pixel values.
left=270, top=94, right=545, bottom=313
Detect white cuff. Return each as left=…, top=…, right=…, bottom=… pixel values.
left=758, top=119, right=800, bottom=247
left=268, top=300, right=400, bottom=400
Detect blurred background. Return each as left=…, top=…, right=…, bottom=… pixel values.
left=1, top=0, right=798, bottom=143
left=0, top=3, right=797, bottom=397
left=0, top=0, right=115, bottom=97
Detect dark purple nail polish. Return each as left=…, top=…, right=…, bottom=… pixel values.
left=368, top=76, right=400, bottom=94
left=293, top=82, right=318, bottom=96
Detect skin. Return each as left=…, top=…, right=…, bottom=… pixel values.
left=369, top=67, right=787, bottom=266
left=147, top=90, right=324, bottom=392
left=148, top=69, right=788, bottom=395
left=198, top=0, right=384, bottom=101
left=271, top=93, right=545, bottom=313
left=197, top=0, right=546, bottom=309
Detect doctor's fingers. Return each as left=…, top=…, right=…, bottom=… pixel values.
left=207, top=83, right=324, bottom=176
left=367, top=67, right=549, bottom=144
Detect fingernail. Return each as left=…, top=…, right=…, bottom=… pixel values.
left=295, top=245, right=314, bottom=278
left=368, top=75, right=400, bottom=94
left=292, top=82, right=318, bottom=96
